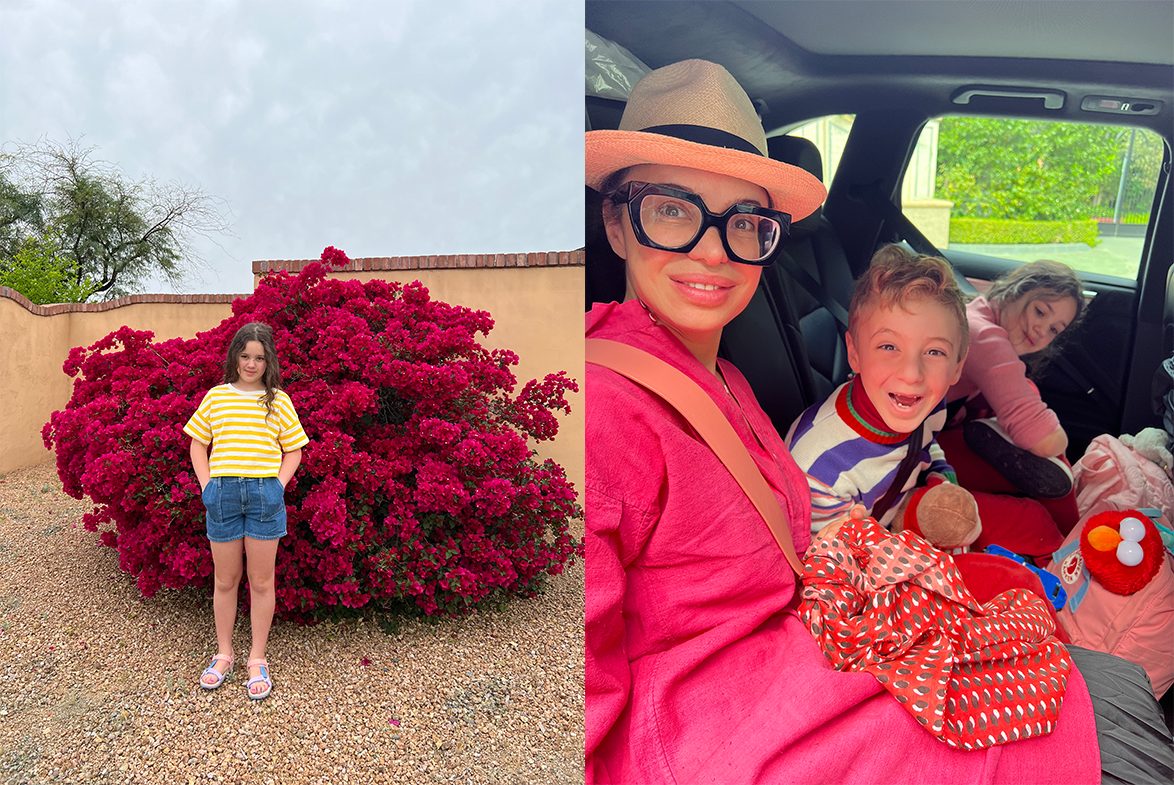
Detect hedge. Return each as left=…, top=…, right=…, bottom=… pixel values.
left=949, top=218, right=1099, bottom=246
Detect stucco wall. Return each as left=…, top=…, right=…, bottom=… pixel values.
left=1, top=296, right=76, bottom=475
left=1, top=255, right=584, bottom=496
left=253, top=261, right=584, bottom=493
left=0, top=290, right=239, bottom=474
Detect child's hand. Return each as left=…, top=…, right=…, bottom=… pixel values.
left=812, top=520, right=844, bottom=543
left=813, top=505, right=868, bottom=543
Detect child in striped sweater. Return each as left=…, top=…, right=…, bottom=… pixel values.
left=185, top=322, right=308, bottom=700
left=786, top=246, right=978, bottom=549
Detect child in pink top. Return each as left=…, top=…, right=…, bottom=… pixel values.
left=944, top=261, right=1085, bottom=518
left=949, top=260, right=1084, bottom=456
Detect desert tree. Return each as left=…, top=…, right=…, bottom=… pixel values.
left=0, top=137, right=231, bottom=302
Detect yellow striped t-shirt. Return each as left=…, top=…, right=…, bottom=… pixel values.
left=183, top=384, right=309, bottom=477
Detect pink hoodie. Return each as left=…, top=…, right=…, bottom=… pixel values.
left=948, top=297, right=1061, bottom=450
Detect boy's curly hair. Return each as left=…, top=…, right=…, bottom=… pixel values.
left=848, top=244, right=970, bottom=360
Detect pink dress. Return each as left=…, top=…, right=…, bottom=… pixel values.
left=585, top=299, right=1099, bottom=784
left=948, top=297, right=1061, bottom=450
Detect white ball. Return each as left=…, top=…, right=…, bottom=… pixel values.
left=1116, top=540, right=1144, bottom=567
left=1118, top=516, right=1146, bottom=543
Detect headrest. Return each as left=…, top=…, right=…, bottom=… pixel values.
left=767, top=135, right=825, bottom=240
left=767, top=136, right=824, bottom=182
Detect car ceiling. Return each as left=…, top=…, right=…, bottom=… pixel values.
left=586, top=1, right=1174, bottom=135
left=735, top=1, right=1174, bottom=65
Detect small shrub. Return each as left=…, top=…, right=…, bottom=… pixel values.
left=949, top=217, right=1099, bottom=246
left=43, top=247, right=582, bottom=622
left=0, top=235, right=99, bottom=304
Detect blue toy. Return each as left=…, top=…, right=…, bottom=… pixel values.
left=983, top=544, right=1068, bottom=611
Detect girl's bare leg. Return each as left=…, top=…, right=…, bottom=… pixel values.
left=244, top=536, right=280, bottom=694
left=203, top=538, right=244, bottom=685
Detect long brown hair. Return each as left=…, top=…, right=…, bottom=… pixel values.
left=987, top=260, right=1085, bottom=374
left=223, top=322, right=282, bottom=416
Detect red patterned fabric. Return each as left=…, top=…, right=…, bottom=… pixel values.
left=801, top=517, right=1072, bottom=750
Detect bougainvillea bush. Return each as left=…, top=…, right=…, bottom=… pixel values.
left=43, top=247, right=581, bottom=622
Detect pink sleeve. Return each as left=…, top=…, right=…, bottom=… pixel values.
left=961, top=318, right=1060, bottom=450
left=584, top=487, right=652, bottom=782
left=584, top=370, right=664, bottom=780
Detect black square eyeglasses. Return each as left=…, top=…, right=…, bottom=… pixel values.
left=610, top=181, right=792, bottom=266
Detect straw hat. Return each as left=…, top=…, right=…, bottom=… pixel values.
left=586, top=59, right=826, bottom=221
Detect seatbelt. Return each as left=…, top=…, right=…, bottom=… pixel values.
left=851, top=181, right=980, bottom=297
left=870, top=423, right=924, bottom=522
left=585, top=338, right=806, bottom=577
left=1052, top=353, right=1117, bottom=412
left=774, top=249, right=850, bottom=331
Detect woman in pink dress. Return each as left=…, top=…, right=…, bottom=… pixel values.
left=584, top=59, right=1106, bottom=784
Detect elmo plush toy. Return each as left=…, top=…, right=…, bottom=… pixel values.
left=1076, top=510, right=1164, bottom=595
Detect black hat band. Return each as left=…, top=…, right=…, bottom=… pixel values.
left=640, top=124, right=763, bottom=157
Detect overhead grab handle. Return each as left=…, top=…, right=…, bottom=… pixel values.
left=950, top=85, right=1066, bottom=110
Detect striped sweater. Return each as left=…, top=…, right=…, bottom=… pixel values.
left=184, top=384, right=309, bottom=477
left=785, top=380, right=953, bottom=532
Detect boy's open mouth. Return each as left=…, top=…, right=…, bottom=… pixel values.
left=889, top=392, right=922, bottom=410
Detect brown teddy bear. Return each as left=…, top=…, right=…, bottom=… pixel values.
left=900, top=480, right=983, bottom=553
left=812, top=480, right=983, bottom=554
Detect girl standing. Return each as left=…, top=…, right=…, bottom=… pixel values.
left=184, top=322, right=308, bottom=699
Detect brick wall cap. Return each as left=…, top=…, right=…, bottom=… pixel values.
left=0, top=288, right=248, bottom=316
left=251, top=250, right=583, bottom=275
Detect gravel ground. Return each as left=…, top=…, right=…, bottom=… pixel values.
left=0, top=463, right=584, bottom=785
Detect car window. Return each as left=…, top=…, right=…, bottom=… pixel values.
left=784, top=114, right=856, bottom=186
left=906, top=117, right=1163, bottom=282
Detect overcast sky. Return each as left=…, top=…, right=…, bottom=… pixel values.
left=0, top=0, right=584, bottom=295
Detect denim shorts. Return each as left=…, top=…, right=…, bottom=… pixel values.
left=202, top=476, right=288, bottom=542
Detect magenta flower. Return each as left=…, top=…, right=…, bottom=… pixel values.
left=43, top=246, right=582, bottom=622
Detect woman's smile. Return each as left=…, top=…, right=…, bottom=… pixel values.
left=672, top=273, right=739, bottom=303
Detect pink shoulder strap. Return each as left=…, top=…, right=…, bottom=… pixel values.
left=586, top=338, right=804, bottom=577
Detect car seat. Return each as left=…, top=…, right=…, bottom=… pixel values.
left=764, top=136, right=856, bottom=404
left=719, top=137, right=861, bottom=434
